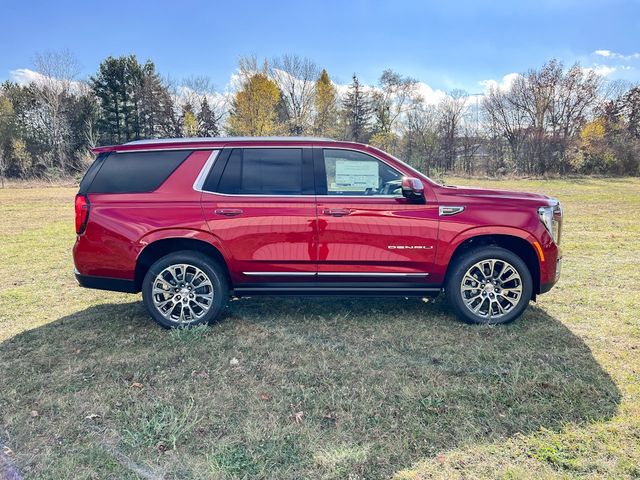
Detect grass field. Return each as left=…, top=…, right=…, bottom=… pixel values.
left=1, top=177, right=639, bottom=479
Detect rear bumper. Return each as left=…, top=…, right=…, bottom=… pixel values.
left=75, top=270, right=138, bottom=293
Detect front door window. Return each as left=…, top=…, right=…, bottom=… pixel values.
left=322, top=149, right=403, bottom=196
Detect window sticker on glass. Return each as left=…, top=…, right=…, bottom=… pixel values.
left=333, top=160, right=379, bottom=191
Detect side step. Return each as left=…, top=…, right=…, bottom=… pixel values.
left=232, top=282, right=441, bottom=297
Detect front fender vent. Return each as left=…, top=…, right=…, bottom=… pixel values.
left=439, top=206, right=465, bottom=216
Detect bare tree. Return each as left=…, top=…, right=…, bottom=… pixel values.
left=484, top=60, right=602, bottom=174
left=270, top=55, right=319, bottom=135
left=182, top=75, right=228, bottom=134
left=33, top=49, right=80, bottom=174
left=438, top=89, right=468, bottom=171
left=401, top=100, right=439, bottom=174
left=483, top=83, right=528, bottom=172
left=372, top=69, right=419, bottom=134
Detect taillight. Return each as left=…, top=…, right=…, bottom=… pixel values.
left=75, top=194, right=90, bottom=234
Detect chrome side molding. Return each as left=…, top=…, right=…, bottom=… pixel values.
left=243, top=271, right=429, bottom=277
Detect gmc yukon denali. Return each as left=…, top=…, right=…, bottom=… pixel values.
left=73, top=137, right=562, bottom=328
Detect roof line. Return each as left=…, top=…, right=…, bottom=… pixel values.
left=124, top=136, right=337, bottom=145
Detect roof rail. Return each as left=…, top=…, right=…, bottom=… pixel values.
left=124, top=136, right=337, bottom=145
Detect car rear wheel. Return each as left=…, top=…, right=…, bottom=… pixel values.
left=142, top=251, right=228, bottom=329
left=445, top=246, right=533, bottom=325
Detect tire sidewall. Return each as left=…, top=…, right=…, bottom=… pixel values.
left=446, top=246, right=533, bottom=325
left=142, top=251, right=228, bottom=329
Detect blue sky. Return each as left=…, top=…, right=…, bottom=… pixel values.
left=2, top=0, right=639, bottom=92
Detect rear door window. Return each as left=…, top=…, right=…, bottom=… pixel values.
left=86, top=150, right=193, bottom=193
left=214, top=148, right=314, bottom=195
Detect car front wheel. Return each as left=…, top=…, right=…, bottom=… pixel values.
left=142, top=251, right=228, bottom=329
left=445, top=246, right=533, bottom=325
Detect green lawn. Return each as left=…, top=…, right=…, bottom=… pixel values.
left=1, top=178, right=639, bottom=479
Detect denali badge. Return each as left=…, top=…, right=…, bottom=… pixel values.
left=388, top=245, right=434, bottom=249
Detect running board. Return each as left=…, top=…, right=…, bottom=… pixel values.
left=232, top=282, right=441, bottom=297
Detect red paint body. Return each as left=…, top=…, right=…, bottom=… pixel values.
left=74, top=139, right=561, bottom=295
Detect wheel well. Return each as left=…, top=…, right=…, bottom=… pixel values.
left=135, top=238, right=230, bottom=290
left=446, top=234, right=541, bottom=295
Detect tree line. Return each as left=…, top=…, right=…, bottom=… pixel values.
left=1, top=51, right=639, bottom=183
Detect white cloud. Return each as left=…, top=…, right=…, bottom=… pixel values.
left=593, top=49, right=640, bottom=60
left=331, top=78, right=446, bottom=105
left=594, top=49, right=612, bottom=57
left=583, top=64, right=617, bottom=77
left=415, top=82, right=448, bottom=105
left=10, top=68, right=45, bottom=85
left=10, top=67, right=85, bottom=93
left=479, top=72, right=522, bottom=92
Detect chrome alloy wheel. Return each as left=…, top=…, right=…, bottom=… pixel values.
left=151, top=264, right=214, bottom=324
left=460, top=259, right=523, bottom=320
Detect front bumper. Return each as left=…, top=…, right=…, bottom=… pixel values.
left=539, top=255, right=562, bottom=294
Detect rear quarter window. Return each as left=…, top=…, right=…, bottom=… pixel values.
left=78, top=152, right=108, bottom=194
left=85, top=150, right=193, bottom=193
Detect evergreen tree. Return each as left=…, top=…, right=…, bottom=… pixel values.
left=90, top=55, right=138, bottom=143
left=197, top=97, right=219, bottom=136
left=91, top=56, right=175, bottom=143
left=137, top=61, right=174, bottom=138
left=313, top=69, right=338, bottom=138
left=342, top=74, right=371, bottom=142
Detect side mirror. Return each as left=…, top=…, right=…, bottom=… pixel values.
left=401, top=177, right=425, bottom=203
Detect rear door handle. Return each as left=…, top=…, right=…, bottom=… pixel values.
left=322, top=208, right=352, bottom=217
left=214, top=209, right=243, bottom=217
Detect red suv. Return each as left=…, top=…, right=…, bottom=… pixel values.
left=73, top=137, right=562, bottom=328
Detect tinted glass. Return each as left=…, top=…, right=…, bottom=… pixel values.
left=87, top=150, right=192, bottom=193
left=322, top=149, right=402, bottom=196
left=78, top=152, right=107, bottom=194
left=217, top=148, right=306, bottom=195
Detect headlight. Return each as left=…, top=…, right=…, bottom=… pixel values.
left=538, top=203, right=562, bottom=244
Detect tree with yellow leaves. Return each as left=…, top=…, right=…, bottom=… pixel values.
left=181, top=104, right=199, bottom=137
left=313, top=69, right=338, bottom=138
left=226, top=59, right=282, bottom=136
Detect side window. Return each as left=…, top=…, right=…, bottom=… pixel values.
left=86, top=150, right=192, bottom=193
left=216, top=148, right=311, bottom=195
left=78, top=152, right=108, bottom=194
left=322, top=149, right=402, bottom=196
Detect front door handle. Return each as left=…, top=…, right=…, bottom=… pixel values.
left=322, top=208, right=352, bottom=217
left=215, top=208, right=243, bottom=217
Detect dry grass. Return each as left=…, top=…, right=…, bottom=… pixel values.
left=1, top=178, right=639, bottom=479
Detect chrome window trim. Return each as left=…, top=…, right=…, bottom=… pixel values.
left=200, top=146, right=314, bottom=197
left=192, top=150, right=220, bottom=192
left=199, top=146, right=410, bottom=200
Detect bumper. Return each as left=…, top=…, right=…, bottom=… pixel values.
left=75, top=270, right=138, bottom=293
left=539, top=255, right=562, bottom=294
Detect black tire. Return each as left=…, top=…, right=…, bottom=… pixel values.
left=445, top=246, right=533, bottom=325
left=142, top=250, right=229, bottom=329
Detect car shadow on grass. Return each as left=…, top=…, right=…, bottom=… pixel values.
left=0, top=296, right=621, bottom=479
